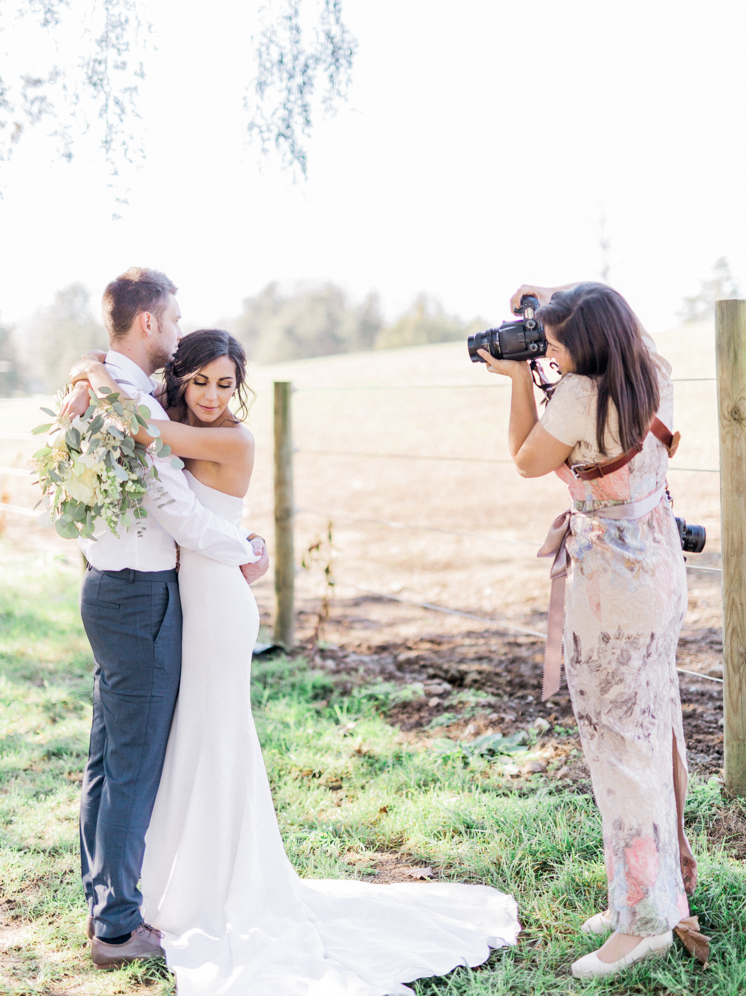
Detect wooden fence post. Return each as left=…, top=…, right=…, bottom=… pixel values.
left=716, top=299, right=746, bottom=797
left=273, top=381, right=295, bottom=649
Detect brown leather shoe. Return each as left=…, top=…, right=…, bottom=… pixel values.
left=86, top=914, right=95, bottom=941
left=91, top=923, right=165, bottom=970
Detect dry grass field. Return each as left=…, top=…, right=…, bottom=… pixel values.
left=0, top=318, right=724, bottom=669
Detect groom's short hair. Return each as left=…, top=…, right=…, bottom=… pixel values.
left=103, top=267, right=178, bottom=341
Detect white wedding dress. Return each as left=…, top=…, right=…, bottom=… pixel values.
left=141, top=473, right=520, bottom=996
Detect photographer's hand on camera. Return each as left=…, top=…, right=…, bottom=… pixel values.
left=508, top=282, right=580, bottom=315
left=476, top=348, right=531, bottom=380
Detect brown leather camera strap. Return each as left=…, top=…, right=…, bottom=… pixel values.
left=570, top=416, right=680, bottom=481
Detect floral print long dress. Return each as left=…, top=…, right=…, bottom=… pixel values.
left=539, top=337, right=696, bottom=935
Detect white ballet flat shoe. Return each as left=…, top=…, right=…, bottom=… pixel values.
left=571, top=930, right=673, bottom=979
left=580, top=910, right=613, bottom=935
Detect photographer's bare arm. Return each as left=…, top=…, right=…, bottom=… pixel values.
left=478, top=355, right=572, bottom=477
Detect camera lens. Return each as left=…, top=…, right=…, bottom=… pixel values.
left=467, top=329, right=497, bottom=363
left=675, top=517, right=706, bottom=554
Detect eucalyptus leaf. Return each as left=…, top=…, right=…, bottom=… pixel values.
left=40, top=407, right=57, bottom=417
left=170, top=456, right=185, bottom=470
left=98, top=386, right=112, bottom=395
left=55, top=518, right=79, bottom=540
left=32, top=423, right=53, bottom=435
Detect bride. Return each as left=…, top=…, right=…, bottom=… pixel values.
left=74, top=328, right=520, bottom=996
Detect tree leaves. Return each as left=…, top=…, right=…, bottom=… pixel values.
left=246, top=0, right=356, bottom=178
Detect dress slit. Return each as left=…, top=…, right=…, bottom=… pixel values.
left=672, top=728, right=697, bottom=894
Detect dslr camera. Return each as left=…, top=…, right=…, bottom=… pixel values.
left=467, top=295, right=546, bottom=363
left=675, top=518, right=706, bottom=554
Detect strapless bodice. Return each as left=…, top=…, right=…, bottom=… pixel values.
left=184, top=470, right=243, bottom=527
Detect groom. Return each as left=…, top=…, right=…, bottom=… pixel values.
left=67, top=267, right=268, bottom=969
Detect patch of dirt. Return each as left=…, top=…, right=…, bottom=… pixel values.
left=269, top=592, right=726, bottom=783
left=706, top=806, right=746, bottom=860
left=343, top=852, right=439, bottom=884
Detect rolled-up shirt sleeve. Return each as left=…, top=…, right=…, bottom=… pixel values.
left=138, top=393, right=258, bottom=567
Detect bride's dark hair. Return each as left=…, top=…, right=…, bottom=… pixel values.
left=537, top=283, right=660, bottom=456
left=164, top=329, right=255, bottom=423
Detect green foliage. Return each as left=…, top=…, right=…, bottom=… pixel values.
left=374, top=294, right=482, bottom=351
left=31, top=390, right=175, bottom=540
left=20, top=283, right=106, bottom=393
left=1, top=556, right=744, bottom=994
left=226, top=281, right=486, bottom=363
left=679, top=257, right=742, bottom=324
left=247, top=0, right=357, bottom=178
left=0, top=0, right=146, bottom=183
left=0, top=319, right=25, bottom=396
left=227, top=281, right=383, bottom=364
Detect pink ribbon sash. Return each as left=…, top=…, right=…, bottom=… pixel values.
left=537, top=485, right=668, bottom=700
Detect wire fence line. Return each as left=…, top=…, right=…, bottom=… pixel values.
left=295, top=448, right=720, bottom=474
left=0, top=389, right=726, bottom=652
left=274, top=371, right=724, bottom=675
left=331, top=581, right=724, bottom=685
left=293, top=376, right=717, bottom=393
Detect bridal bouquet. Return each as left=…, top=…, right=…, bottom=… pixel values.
left=31, top=388, right=182, bottom=540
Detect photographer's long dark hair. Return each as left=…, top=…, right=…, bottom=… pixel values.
left=164, top=329, right=255, bottom=424
left=537, top=283, right=659, bottom=456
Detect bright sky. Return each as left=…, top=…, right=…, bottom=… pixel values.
left=1, top=0, right=744, bottom=335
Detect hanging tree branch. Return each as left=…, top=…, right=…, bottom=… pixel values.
left=0, top=0, right=356, bottom=187
left=0, top=0, right=148, bottom=188
left=245, top=0, right=357, bottom=177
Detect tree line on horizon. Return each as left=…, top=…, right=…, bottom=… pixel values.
left=0, top=258, right=739, bottom=397
left=0, top=282, right=485, bottom=396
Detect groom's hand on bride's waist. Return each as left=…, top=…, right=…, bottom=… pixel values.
left=240, top=535, right=269, bottom=585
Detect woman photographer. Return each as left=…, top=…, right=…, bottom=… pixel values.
left=479, top=282, right=698, bottom=979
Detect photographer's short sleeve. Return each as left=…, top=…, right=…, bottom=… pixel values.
left=539, top=375, right=598, bottom=449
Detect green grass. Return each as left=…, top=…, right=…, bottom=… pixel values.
left=1, top=543, right=745, bottom=995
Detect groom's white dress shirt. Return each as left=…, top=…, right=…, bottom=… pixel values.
left=78, top=351, right=256, bottom=572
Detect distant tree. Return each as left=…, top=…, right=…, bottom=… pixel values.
left=0, top=320, right=25, bottom=396
left=23, top=284, right=105, bottom=391
left=1, top=0, right=356, bottom=183
left=374, top=294, right=473, bottom=350
left=679, top=257, right=742, bottom=323
left=227, top=281, right=381, bottom=364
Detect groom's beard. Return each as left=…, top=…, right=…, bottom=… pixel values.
left=146, top=325, right=176, bottom=373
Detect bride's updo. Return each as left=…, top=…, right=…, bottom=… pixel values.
left=164, top=329, right=255, bottom=423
